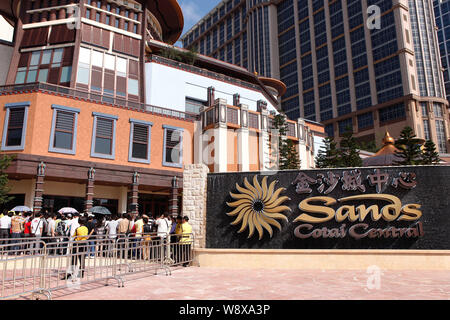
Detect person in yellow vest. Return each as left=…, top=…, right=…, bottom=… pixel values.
left=71, top=216, right=88, bottom=279
left=175, top=216, right=192, bottom=267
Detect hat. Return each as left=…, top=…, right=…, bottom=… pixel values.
left=67, top=213, right=73, bottom=218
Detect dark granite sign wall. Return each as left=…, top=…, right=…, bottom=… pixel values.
left=205, top=166, right=450, bottom=249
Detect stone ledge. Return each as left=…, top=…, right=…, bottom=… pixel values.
left=193, top=248, right=450, bottom=270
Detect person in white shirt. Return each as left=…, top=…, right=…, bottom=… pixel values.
left=105, top=215, right=119, bottom=239
left=69, top=213, right=80, bottom=238
left=30, top=213, right=45, bottom=251
left=47, top=214, right=57, bottom=254
left=155, top=213, right=172, bottom=239
left=47, top=214, right=56, bottom=237
left=0, top=210, right=12, bottom=246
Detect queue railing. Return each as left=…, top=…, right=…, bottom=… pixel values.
left=0, top=232, right=194, bottom=300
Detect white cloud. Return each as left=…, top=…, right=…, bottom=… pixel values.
left=179, top=0, right=203, bottom=28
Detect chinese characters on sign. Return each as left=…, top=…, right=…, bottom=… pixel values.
left=291, top=169, right=422, bottom=241
left=292, top=169, right=417, bottom=195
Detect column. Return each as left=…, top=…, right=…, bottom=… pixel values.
left=33, top=162, right=46, bottom=215
left=214, top=98, right=228, bottom=172
left=182, top=164, right=209, bottom=249
left=129, top=172, right=139, bottom=217
left=297, top=119, right=308, bottom=169
left=169, top=176, right=179, bottom=217
left=259, top=108, right=270, bottom=171
left=85, top=167, right=95, bottom=212
left=233, top=93, right=240, bottom=106
left=237, top=104, right=249, bottom=172
left=207, top=86, right=215, bottom=106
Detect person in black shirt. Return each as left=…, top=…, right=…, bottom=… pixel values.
left=86, top=215, right=96, bottom=258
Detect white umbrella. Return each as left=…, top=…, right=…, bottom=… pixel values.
left=58, top=207, right=78, bottom=214
left=11, top=205, right=32, bottom=212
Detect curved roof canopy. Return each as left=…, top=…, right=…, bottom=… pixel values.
left=0, top=0, right=20, bottom=25
left=146, top=0, right=184, bottom=45
left=258, top=76, right=287, bottom=98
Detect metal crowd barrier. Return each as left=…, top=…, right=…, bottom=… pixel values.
left=0, top=232, right=194, bottom=300
left=0, top=241, right=47, bottom=300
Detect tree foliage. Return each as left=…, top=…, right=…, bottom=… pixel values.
left=338, top=128, right=362, bottom=168
left=394, top=126, right=423, bottom=165
left=421, top=140, right=441, bottom=164
left=158, top=46, right=198, bottom=65
left=315, top=136, right=340, bottom=168
left=273, top=114, right=300, bottom=170
left=0, top=155, right=13, bottom=206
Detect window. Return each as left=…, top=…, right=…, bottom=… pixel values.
left=60, top=66, right=72, bottom=83
left=17, top=48, right=72, bottom=85
left=433, top=103, right=443, bottom=118
left=423, top=120, right=430, bottom=141
left=1, top=102, right=30, bottom=151
left=128, top=119, right=152, bottom=164
left=436, top=120, right=447, bottom=153
left=163, top=125, right=183, bottom=168
left=338, top=118, right=353, bottom=135
left=49, top=105, right=80, bottom=154
left=420, top=102, right=428, bottom=117
left=90, top=112, right=118, bottom=159
left=379, top=103, right=406, bottom=123
left=185, top=97, right=206, bottom=114
left=128, top=78, right=139, bottom=96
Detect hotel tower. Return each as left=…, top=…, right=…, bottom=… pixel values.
left=182, top=0, right=450, bottom=157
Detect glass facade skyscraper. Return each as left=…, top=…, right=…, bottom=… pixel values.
left=183, top=0, right=449, bottom=153
left=434, top=0, right=450, bottom=101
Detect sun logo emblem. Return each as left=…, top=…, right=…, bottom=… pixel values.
left=227, top=175, right=291, bottom=240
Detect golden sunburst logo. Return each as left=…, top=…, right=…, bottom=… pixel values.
left=227, top=175, right=291, bottom=240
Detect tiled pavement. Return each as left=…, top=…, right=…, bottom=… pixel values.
left=53, top=267, right=450, bottom=300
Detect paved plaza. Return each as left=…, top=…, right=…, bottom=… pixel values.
left=52, top=267, right=450, bottom=300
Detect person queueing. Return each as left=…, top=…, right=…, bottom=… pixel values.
left=10, top=212, right=25, bottom=254
left=175, top=216, right=193, bottom=267
left=0, top=210, right=11, bottom=249
left=69, top=216, right=89, bottom=279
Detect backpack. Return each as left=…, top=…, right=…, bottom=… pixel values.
left=56, top=221, right=68, bottom=236
left=42, top=219, right=49, bottom=235
left=143, top=223, right=152, bottom=234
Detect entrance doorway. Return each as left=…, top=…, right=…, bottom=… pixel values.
left=138, top=193, right=169, bottom=219
left=42, top=195, right=85, bottom=214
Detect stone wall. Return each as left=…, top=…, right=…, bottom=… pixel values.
left=182, top=164, right=209, bottom=248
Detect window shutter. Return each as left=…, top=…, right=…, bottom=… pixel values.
left=9, top=109, right=25, bottom=128
left=18, top=53, right=30, bottom=68
left=48, top=67, right=60, bottom=84
left=55, top=111, right=74, bottom=132
left=133, top=124, right=148, bottom=143
left=166, top=130, right=181, bottom=148
left=96, top=118, right=113, bottom=138
left=91, top=67, right=102, bottom=90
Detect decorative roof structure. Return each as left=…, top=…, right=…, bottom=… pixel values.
left=362, top=132, right=402, bottom=167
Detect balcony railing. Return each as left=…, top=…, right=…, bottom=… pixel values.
left=147, top=55, right=260, bottom=92
left=0, top=82, right=199, bottom=122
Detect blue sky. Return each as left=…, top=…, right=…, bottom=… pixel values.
left=178, top=0, right=222, bottom=38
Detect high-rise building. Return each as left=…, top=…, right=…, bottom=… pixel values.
left=434, top=0, right=450, bottom=102
left=182, top=0, right=450, bottom=156
left=0, top=1, right=323, bottom=215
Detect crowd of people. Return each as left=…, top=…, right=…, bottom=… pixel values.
left=0, top=209, right=193, bottom=266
